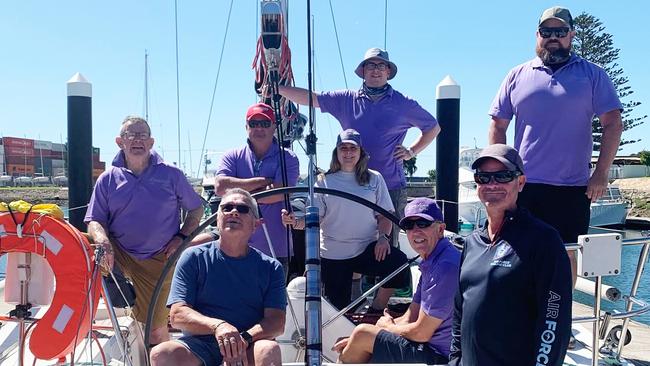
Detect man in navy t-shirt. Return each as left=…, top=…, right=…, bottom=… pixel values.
left=150, top=188, right=286, bottom=366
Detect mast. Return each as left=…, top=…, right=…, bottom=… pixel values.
left=144, top=50, right=149, bottom=121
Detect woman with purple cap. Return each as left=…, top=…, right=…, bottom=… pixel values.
left=282, top=129, right=410, bottom=311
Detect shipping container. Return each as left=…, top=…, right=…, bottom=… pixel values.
left=51, top=143, right=66, bottom=152
left=51, top=159, right=65, bottom=168
left=0, top=145, right=4, bottom=154
left=93, top=161, right=106, bottom=170
left=2, top=137, right=34, bottom=149
left=4, top=146, right=35, bottom=157
left=34, top=157, right=53, bottom=176
left=52, top=167, right=66, bottom=177
left=4, top=156, right=35, bottom=165
left=7, top=164, right=34, bottom=176
left=34, top=140, right=53, bottom=150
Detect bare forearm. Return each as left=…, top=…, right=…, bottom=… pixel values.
left=488, top=118, right=509, bottom=144
left=594, top=113, right=623, bottom=176
left=215, top=176, right=270, bottom=196
left=383, top=322, right=430, bottom=343
left=245, top=314, right=285, bottom=341
left=377, top=215, right=393, bottom=237
left=169, top=305, right=222, bottom=335
left=409, top=125, right=440, bottom=155
left=180, top=207, right=203, bottom=235
left=87, top=221, right=110, bottom=244
left=254, top=182, right=288, bottom=205
left=278, top=85, right=320, bottom=108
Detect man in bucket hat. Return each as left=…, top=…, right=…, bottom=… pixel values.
left=331, top=197, right=459, bottom=364
left=488, top=6, right=623, bottom=287
left=449, top=144, right=571, bottom=366
left=279, top=47, right=440, bottom=247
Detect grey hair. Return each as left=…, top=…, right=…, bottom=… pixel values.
left=120, top=115, right=152, bottom=136
left=221, top=188, right=260, bottom=219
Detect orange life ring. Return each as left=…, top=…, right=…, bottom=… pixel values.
left=0, top=212, right=101, bottom=360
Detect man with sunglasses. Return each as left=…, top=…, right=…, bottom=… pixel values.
left=279, top=48, right=440, bottom=247
left=86, top=115, right=204, bottom=346
left=449, top=144, right=571, bottom=366
left=332, top=198, right=459, bottom=364
left=215, top=103, right=299, bottom=275
left=488, top=6, right=623, bottom=287
left=151, top=188, right=286, bottom=366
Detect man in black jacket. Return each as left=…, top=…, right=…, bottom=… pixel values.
left=449, top=144, right=572, bottom=366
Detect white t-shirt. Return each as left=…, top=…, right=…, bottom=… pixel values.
left=315, top=169, right=394, bottom=260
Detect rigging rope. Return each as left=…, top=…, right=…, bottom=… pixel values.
left=327, top=0, right=348, bottom=89
left=196, top=0, right=235, bottom=178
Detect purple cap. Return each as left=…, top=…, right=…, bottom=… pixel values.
left=336, top=129, right=362, bottom=147
left=399, top=197, right=444, bottom=226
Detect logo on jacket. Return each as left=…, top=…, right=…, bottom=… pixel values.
left=490, top=241, right=513, bottom=267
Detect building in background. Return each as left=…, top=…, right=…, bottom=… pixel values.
left=0, top=136, right=105, bottom=186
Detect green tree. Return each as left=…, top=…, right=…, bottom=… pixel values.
left=572, top=12, right=646, bottom=151
left=403, top=156, right=417, bottom=178
left=639, top=150, right=650, bottom=166
left=427, top=169, right=437, bottom=182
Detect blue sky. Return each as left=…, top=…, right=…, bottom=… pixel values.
left=1, top=1, right=648, bottom=177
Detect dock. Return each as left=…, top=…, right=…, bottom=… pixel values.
left=573, top=301, right=650, bottom=366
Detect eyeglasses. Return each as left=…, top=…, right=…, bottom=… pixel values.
left=473, top=170, right=521, bottom=185
left=121, top=132, right=151, bottom=140
left=248, top=119, right=273, bottom=128
left=364, top=62, right=388, bottom=71
left=401, top=219, right=439, bottom=231
left=538, top=27, right=570, bottom=39
left=219, top=203, right=251, bottom=214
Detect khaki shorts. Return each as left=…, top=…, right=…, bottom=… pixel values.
left=113, top=244, right=174, bottom=329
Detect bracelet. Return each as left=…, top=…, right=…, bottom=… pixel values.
left=380, top=233, right=391, bottom=242
left=212, top=320, right=226, bottom=331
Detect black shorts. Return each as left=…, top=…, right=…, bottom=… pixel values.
left=370, top=330, right=448, bottom=365
left=517, top=183, right=590, bottom=244
left=321, top=241, right=410, bottom=310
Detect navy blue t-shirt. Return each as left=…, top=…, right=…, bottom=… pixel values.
left=449, top=207, right=572, bottom=366
left=167, top=242, right=286, bottom=332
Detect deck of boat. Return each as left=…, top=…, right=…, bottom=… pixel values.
left=573, top=301, right=650, bottom=366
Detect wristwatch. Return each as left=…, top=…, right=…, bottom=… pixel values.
left=240, top=330, right=253, bottom=348
left=380, top=233, right=391, bottom=242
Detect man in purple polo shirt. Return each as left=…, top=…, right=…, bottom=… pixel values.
left=85, top=115, right=204, bottom=345
left=488, top=6, right=623, bottom=284
left=279, top=47, right=440, bottom=244
left=332, top=198, right=460, bottom=364
left=215, top=103, right=299, bottom=273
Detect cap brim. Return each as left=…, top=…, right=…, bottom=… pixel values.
left=246, top=113, right=274, bottom=122
left=471, top=156, right=517, bottom=171
left=337, top=139, right=360, bottom=146
left=399, top=213, right=434, bottom=227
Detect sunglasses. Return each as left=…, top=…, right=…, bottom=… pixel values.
left=364, top=62, right=388, bottom=71
left=248, top=119, right=273, bottom=128
left=474, top=170, right=521, bottom=185
left=538, top=27, right=570, bottom=39
left=401, top=219, right=438, bottom=231
left=219, top=203, right=251, bottom=214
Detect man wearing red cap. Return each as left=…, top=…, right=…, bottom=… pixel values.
left=215, top=103, right=299, bottom=273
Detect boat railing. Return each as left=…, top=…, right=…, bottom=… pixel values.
left=566, top=233, right=650, bottom=365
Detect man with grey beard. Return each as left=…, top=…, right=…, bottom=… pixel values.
left=487, top=6, right=622, bottom=296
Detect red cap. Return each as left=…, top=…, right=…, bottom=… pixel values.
left=246, top=103, right=276, bottom=123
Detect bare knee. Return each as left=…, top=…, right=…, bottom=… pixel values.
left=150, top=341, right=200, bottom=366
left=251, top=340, right=282, bottom=366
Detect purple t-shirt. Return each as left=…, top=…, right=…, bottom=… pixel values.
left=84, top=150, right=203, bottom=259
left=317, top=87, right=437, bottom=190
left=489, top=53, right=622, bottom=186
left=217, top=140, right=299, bottom=258
left=412, top=237, right=461, bottom=357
